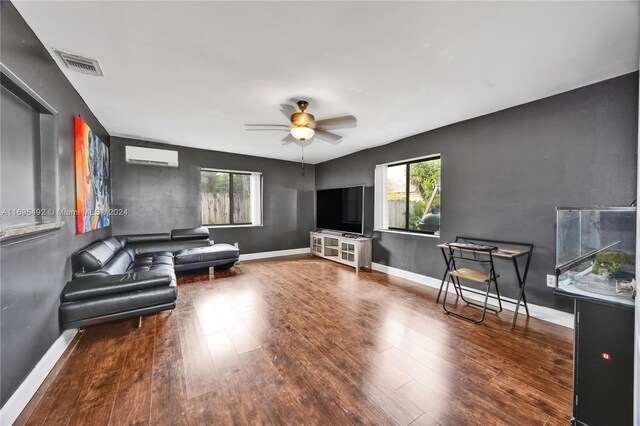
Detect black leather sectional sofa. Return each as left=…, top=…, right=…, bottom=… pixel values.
left=60, top=227, right=239, bottom=329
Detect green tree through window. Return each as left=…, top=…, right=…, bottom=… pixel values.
left=386, top=156, right=440, bottom=234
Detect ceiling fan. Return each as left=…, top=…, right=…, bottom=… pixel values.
left=245, top=100, right=357, bottom=146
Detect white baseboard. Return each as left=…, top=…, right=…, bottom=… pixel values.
left=239, top=247, right=310, bottom=262
left=371, top=262, right=574, bottom=329
left=0, top=329, right=77, bottom=425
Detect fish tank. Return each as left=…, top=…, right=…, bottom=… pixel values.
left=555, top=207, right=636, bottom=307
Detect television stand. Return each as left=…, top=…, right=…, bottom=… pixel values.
left=309, top=231, right=372, bottom=273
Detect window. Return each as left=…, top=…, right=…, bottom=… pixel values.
left=200, top=169, right=262, bottom=226
left=374, top=155, right=441, bottom=235
left=1, top=64, right=59, bottom=231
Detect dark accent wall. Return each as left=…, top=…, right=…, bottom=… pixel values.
left=0, top=2, right=111, bottom=407
left=316, top=73, right=639, bottom=312
left=110, top=137, right=315, bottom=254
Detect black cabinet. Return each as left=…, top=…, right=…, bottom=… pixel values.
left=573, top=299, right=635, bottom=426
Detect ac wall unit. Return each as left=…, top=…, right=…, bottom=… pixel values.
left=125, top=146, right=178, bottom=167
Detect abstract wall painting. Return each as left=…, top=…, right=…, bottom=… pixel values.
left=74, top=116, right=110, bottom=233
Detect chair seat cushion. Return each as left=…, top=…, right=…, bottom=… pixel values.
left=174, top=244, right=239, bottom=265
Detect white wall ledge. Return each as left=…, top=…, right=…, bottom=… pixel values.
left=374, top=228, right=440, bottom=239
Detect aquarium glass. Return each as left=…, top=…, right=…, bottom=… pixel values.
left=555, top=207, right=636, bottom=306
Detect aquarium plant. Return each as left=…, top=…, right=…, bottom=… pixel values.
left=592, top=251, right=634, bottom=275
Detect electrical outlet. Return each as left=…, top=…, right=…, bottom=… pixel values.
left=546, top=274, right=556, bottom=288
left=234, top=242, right=239, bottom=248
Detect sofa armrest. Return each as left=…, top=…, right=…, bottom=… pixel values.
left=62, top=270, right=174, bottom=303
left=73, top=270, right=110, bottom=280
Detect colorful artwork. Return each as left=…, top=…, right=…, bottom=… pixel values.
left=75, top=116, right=110, bottom=233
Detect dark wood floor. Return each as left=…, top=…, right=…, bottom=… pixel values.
left=16, top=256, right=573, bottom=426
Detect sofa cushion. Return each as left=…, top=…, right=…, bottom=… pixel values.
left=133, top=253, right=174, bottom=267
left=101, top=251, right=135, bottom=276
left=62, top=270, right=175, bottom=303
left=75, top=240, right=119, bottom=272
left=171, top=227, right=210, bottom=241
left=103, top=237, right=124, bottom=251
left=136, top=251, right=174, bottom=259
left=174, top=243, right=239, bottom=265
left=128, top=264, right=173, bottom=273
left=73, top=270, right=111, bottom=279
left=149, top=264, right=175, bottom=274
left=60, top=285, right=177, bottom=324
left=123, top=248, right=138, bottom=261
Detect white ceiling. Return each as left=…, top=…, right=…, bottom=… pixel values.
left=13, top=1, right=640, bottom=164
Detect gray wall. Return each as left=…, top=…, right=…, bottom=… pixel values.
left=316, top=72, right=639, bottom=312
left=110, top=137, right=315, bottom=254
left=1, top=0, right=636, bottom=408
left=0, top=2, right=111, bottom=407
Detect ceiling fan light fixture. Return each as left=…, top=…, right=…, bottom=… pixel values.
left=246, top=101, right=354, bottom=145
left=291, top=126, right=314, bottom=141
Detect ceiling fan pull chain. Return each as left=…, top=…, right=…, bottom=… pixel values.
left=301, top=146, right=305, bottom=169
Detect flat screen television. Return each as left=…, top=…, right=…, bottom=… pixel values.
left=316, top=186, right=364, bottom=234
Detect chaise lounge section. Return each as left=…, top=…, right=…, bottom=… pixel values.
left=60, top=227, right=239, bottom=329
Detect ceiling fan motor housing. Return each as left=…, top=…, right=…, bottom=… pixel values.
left=245, top=99, right=352, bottom=144
left=291, top=112, right=315, bottom=128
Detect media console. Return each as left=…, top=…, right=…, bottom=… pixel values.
left=309, top=231, right=372, bottom=273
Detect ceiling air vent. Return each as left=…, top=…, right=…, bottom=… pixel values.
left=53, top=49, right=103, bottom=76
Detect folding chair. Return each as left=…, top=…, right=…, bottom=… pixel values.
left=441, top=243, right=503, bottom=324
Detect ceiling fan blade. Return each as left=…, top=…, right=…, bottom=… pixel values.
left=315, top=115, right=357, bottom=129
left=314, top=129, right=342, bottom=144
left=281, top=134, right=296, bottom=145
left=280, top=104, right=297, bottom=120
left=245, top=128, right=288, bottom=132
left=245, top=124, right=289, bottom=128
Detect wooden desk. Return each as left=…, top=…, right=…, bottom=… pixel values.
left=436, top=244, right=528, bottom=259
left=437, top=238, right=534, bottom=329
